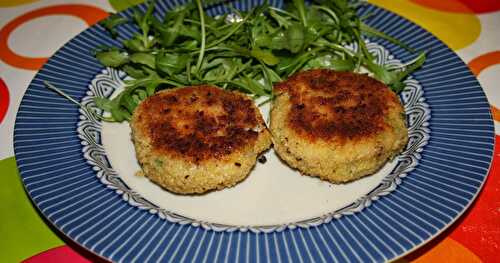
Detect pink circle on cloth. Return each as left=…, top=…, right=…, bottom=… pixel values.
left=22, top=245, right=104, bottom=263
left=0, top=78, right=9, bottom=124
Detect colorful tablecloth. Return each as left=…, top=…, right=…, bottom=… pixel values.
left=0, top=0, right=498, bottom=262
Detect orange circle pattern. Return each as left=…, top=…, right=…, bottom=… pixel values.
left=467, top=51, right=500, bottom=122
left=0, top=4, right=108, bottom=70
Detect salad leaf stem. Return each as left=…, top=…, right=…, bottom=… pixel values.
left=195, top=0, right=206, bottom=72
left=361, top=23, right=415, bottom=52
left=292, top=0, right=308, bottom=27
left=44, top=81, right=112, bottom=121
left=312, top=5, right=340, bottom=24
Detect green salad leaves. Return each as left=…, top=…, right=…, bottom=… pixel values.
left=94, top=0, right=425, bottom=122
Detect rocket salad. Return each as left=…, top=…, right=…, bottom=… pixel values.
left=93, top=0, right=426, bottom=122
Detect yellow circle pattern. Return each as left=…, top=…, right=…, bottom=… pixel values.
left=368, top=0, right=480, bottom=51
left=0, top=0, right=39, bottom=7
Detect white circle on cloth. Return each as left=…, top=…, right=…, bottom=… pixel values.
left=478, top=64, right=500, bottom=108
left=8, top=15, right=86, bottom=57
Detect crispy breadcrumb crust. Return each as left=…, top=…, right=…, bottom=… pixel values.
left=131, top=85, right=272, bottom=194
left=270, top=69, right=408, bottom=183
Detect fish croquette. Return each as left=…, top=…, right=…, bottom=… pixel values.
left=270, top=69, right=408, bottom=183
left=130, top=85, right=272, bottom=194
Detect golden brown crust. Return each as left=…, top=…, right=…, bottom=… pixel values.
left=275, top=69, right=401, bottom=143
left=133, top=85, right=264, bottom=163
left=270, top=69, right=408, bottom=183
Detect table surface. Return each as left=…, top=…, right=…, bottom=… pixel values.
left=1, top=0, right=499, bottom=262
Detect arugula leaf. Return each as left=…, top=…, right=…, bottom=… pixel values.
left=269, top=9, right=292, bottom=28
left=285, top=23, right=305, bottom=53
left=251, top=48, right=280, bottom=66
left=109, top=0, right=145, bottom=12
left=194, top=0, right=206, bottom=72
left=93, top=97, right=113, bottom=112
left=365, top=52, right=426, bottom=92
left=306, top=55, right=355, bottom=71
left=95, top=50, right=128, bottom=67
left=391, top=52, right=426, bottom=92
left=292, top=0, right=308, bottom=27
left=100, top=13, right=128, bottom=37
left=123, top=35, right=148, bottom=52
left=130, top=52, right=156, bottom=68
left=361, top=23, right=415, bottom=52
left=90, top=0, right=426, bottom=122
left=122, top=64, right=147, bottom=79
left=156, top=53, right=190, bottom=75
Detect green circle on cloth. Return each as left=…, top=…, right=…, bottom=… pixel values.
left=0, top=157, right=63, bottom=262
left=109, top=0, right=144, bottom=11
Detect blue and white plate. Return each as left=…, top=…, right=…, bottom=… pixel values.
left=14, top=1, right=495, bottom=262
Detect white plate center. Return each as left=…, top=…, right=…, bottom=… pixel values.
left=101, top=121, right=396, bottom=227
